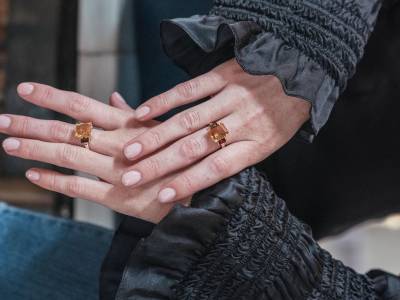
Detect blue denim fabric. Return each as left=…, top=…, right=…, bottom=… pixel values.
left=0, top=203, right=113, bottom=300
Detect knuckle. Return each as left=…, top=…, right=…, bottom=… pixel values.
left=58, top=144, right=79, bottom=165
left=48, top=173, right=58, bottom=191
left=175, top=80, right=198, bottom=99
left=210, top=155, right=230, bottom=177
left=68, top=93, right=90, bottom=114
left=180, top=138, right=204, bottom=160
left=146, top=130, right=162, bottom=148
left=65, top=178, right=84, bottom=197
left=143, top=157, right=161, bottom=177
left=50, top=121, right=72, bottom=141
left=207, top=71, right=226, bottom=86
left=179, top=110, right=201, bottom=132
left=155, top=93, right=169, bottom=107
left=18, top=117, right=30, bottom=136
left=180, top=173, right=195, bottom=191
left=37, top=87, right=54, bottom=104
left=24, top=141, right=40, bottom=158
left=235, top=86, right=254, bottom=101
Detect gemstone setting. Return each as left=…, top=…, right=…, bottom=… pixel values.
left=74, top=122, right=93, bottom=143
left=208, top=122, right=229, bottom=146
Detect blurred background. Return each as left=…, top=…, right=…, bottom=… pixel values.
left=0, top=0, right=398, bottom=276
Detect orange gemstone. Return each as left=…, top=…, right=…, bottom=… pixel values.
left=74, top=122, right=93, bottom=140
left=208, top=122, right=229, bottom=143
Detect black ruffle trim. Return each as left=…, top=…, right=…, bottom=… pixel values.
left=211, top=0, right=381, bottom=89
left=160, top=15, right=339, bottom=135
left=114, top=168, right=389, bottom=299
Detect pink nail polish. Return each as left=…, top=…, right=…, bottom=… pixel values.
left=124, top=143, right=142, bottom=159
left=2, top=138, right=20, bottom=151
left=113, top=92, right=126, bottom=104
left=122, top=170, right=142, bottom=186
left=135, top=106, right=150, bottom=119
left=26, top=170, right=40, bottom=181
left=158, top=188, right=177, bottom=203
left=0, top=115, right=11, bottom=129
left=17, top=83, right=34, bottom=96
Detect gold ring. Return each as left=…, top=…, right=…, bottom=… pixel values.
left=74, top=122, right=93, bottom=149
left=207, top=121, right=229, bottom=148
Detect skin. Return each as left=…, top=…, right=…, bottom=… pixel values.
left=0, top=59, right=310, bottom=223
left=121, top=59, right=311, bottom=203
left=0, top=84, right=183, bottom=223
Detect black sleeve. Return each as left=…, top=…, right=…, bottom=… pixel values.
left=160, top=0, right=384, bottom=139
left=114, top=167, right=400, bottom=299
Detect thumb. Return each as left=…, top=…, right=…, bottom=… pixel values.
left=109, top=92, right=135, bottom=112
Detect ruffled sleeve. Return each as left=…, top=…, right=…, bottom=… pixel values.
left=113, top=167, right=400, bottom=299
left=160, top=0, right=383, bottom=138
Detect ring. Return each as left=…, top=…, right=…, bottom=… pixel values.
left=207, top=121, right=229, bottom=148
left=74, top=122, right=93, bottom=149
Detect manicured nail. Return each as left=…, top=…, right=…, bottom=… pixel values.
left=135, top=106, right=150, bottom=119
left=113, top=92, right=126, bottom=104
left=2, top=138, right=20, bottom=151
left=124, top=143, right=142, bottom=159
left=17, top=83, right=34, bottom=96
left=158, top=188, right=176, bottom=203
left=26, top=170, right=40, bottom=181
left=122, top=170, right=142, bottom=186
left=0, top=115, right=11, bottom=129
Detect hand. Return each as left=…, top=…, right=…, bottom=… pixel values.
left=121, top=59, right=311, bottom=203
left=0, top=83, right=186, bottom=223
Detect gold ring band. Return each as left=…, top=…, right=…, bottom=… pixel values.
left=74, top=122, right=93, bottom=150
left=207, top=121, right=229, bottom=148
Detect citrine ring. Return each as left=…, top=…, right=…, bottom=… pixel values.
left=74, top=122, right=93, bottom=149
left=207, top=121, right=229, bottom=148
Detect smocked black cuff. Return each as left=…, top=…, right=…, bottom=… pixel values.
left=114, top=168, right=396, bottom=299
left=160, top=0, right=382, bottom=136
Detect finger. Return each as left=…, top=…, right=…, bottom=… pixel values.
left=109, top=92, right=135, bottom=112
left=135, top=69, right=228, bottom=121
left=123, top=92, right=233, bottom=161
left=121, top=113, right=240, bottom=188
left=26, top=168, right=113, bottom=206
left=17, top=82, right=132, bottom=129
left=156, top=141, right=264, bottom=203
left=2, top=138, right=120, bottom=184
left=0, top=114, right=121, bottom=157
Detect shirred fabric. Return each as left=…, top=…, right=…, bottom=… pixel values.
left=114, top=168, right=399, bottom=299
left=160, top=0, right=382, bottom=135
left=160, top=15, right=338, bottom=137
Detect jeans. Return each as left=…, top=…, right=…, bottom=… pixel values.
left=0, top=203, right=113, bottom=300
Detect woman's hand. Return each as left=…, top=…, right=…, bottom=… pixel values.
left=0, top=83, right=183, bottom=223
left=121, top=59, right=311, bottom=203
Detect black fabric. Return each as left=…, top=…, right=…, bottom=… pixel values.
left=159, top=0, right=382, bottom=135
left=210, top=0, right=381, bottom=89
left=262, top=5, right=400, bottom=239
left=99, top=217, right=154, bottom=300
left=112, top=168, right=399, bottom=299
left=160, top=17, right=337, bottom=140
left=368, top=270, right=400, bottom=300
left=100, top=1, right=400, bottom=299
left=157, top=1, right=400, bottom=239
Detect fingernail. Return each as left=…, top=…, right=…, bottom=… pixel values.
left=113, top=92, right=126, bottom=103
left=17, top=83, right=34, bottom=95
left=124, top=143, right=142, bottom=159
left=0, top=115, right=11, bottom=129
left=26, top=170, right=40, bottom=181
left=2, top=138, right=20, bottom=151
left=122, top=170, right=142, bottom=186
left=158, top=188, right=176, bottom=203
left=135, top=106, right=150, bottom=119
